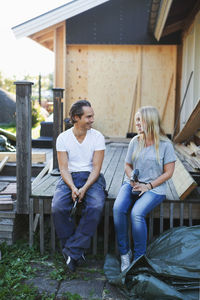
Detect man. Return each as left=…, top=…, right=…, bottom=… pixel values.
left=52, top=100, right=106, bottom=272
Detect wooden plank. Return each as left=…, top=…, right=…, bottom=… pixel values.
left=104, top=147, right=124, bottom=195
left=166, top=178, right=180, bottom=200
left=29, top=198, right=34, bottom=248
left=169, top=203, right=174, bottom=228
left=0, top=182, right=9, bottom=192
left=39, top=198, right=44, bottom=255
left=32, top=159, right=53, bottom=189
left=0, top=183, right=16, bottom=195
left=171, top=157, right=197, bottom=200
left=33, top=214, right=40, bottom=232
left=32, top=174, right=59, bottom=197
left=0, top=224, right=13, bottom=231
left=180, top=203, right=184, bottom=226
left=174, top=99, right=200, bottom=143
left=189, top=203, right=192, bottom=226
left=0, top=156, right=9, bottom=172
left=0, top=202, right=13, bottom=210
left=108, top=147, right=127, bottom=199
left=153, top=201, right=200, bottom=219
left=50, top=214, right=55, bottom=253
left=101, top=146, right=116, bottom=174
left=104, top=201, right=109, bottom=255
left=0, top=152, right=46, bottom=163
left=149, top=211, right=154, bottom=240
left=175, top=144, right=200, bottom=169
left=0, top=231, right=12, bottom=239
left=159, top=202, right=164, bottom=233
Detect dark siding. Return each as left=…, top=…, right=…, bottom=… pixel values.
left=66, top=0, right=180, bottom=45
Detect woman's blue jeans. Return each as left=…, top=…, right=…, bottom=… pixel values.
left=113, top=183, right=165, bottom=260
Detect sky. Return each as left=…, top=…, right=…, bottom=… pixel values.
left=0, top=0, right=71, bottom=79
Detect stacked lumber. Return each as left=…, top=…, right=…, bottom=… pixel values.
left=0, top=182, right=16, bottom=211
left=0, top=211, right=16, bottom=245
left=0, top=182, right=17, bottom=245
left=175, top=142, right=200, bottom=170
left=0, top=152, right=46, bottom=163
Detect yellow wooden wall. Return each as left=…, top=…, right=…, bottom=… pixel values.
left=65, top=45, right=177, bottom=137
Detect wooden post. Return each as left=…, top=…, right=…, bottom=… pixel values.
left=52, top=88, right=64, bottom=170
left=38, top=74, right=41, bottom=105
left=14, top=81, right=33, bottom=214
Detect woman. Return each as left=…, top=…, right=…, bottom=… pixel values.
left=113, top=106, right=176, bottom=272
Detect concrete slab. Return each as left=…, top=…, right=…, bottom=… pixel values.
left=58, top=278, right=105, bottom=299
left=25, top=276, right=59, bottom=296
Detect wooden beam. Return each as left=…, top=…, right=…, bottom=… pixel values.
left=171, top=157, right=197, bottom=200
left=54, top=24, right=65, bottom=88
left=0, top=152, right=46, bottom=163
left=154, top=0, right=173, bottom=41
left=182, top=0, right=200, bottom=35
left=162, top=20, right=184, bottom=37
left=0, top=156, right=9, bottom=172
left=35, top=32, right=54, bottom=44
left=174, top=99, right=200, bottom=143
left=29, top=21, right=64, bottom=40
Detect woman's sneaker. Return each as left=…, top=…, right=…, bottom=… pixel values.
left=121, top=253, right=130, bottom=272
left=128, top=249, right=132, bottom=261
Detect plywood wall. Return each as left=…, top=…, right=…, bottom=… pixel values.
left=65, top=45, right=177, bottom=137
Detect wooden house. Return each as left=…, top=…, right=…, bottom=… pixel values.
left=12, top=0, right=200, bottom=138
left=7, top=0, right=199, bottom=254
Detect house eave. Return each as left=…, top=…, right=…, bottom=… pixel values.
left=154, top=0, right=173, bottom=41
left=12, top=0, right=110, bottom=39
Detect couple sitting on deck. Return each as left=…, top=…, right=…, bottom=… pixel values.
left=52, top=100, right=176, bottom=273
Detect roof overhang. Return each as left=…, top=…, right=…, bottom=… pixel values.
left=12, top=0, right=110, bottom=42
left=154, top=0, right=173, bottom=41
left=149, top=0, right=200, bottom=41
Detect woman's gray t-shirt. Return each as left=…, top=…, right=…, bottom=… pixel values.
left=125, top=137, right=176, bottom=195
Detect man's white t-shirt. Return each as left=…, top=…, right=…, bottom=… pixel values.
left=56, top=128, right=105, bottom=173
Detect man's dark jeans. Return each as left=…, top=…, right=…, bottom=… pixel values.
left=52, top=172, right=106, bottom=260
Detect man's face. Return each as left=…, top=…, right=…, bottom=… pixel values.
left=76, top=106, right=94, bottom=130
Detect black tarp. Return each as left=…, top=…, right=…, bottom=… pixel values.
left=104, top=226, right=200, bottom=299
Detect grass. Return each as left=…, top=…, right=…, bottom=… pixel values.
left=0, top=123, right=17, bottom=134
left=0, top=123, right=41, bottom=139
left=0, top=241, right=41, bottom=299
left=0, top=238, right=104, bottom=300
left=0, top=239, right=70, bottom=300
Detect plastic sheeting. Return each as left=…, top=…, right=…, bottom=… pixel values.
left=104, top=226, right=200, bottom=299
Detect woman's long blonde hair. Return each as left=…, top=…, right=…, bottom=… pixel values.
left=132, top=106, right=168, bottom=163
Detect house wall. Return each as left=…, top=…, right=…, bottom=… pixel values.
left=65, top=44, right=177, bottom=137
left=66, top=0, right=180, bottom=45
left=180, top=10, right=200, bottom=131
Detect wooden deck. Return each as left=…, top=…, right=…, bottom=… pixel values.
left=30, top=142, right=200, bottom=255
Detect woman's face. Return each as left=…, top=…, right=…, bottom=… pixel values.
left=135, top=112, right=144, bottom=134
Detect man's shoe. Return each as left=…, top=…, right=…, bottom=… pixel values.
left=121, top=252, right=130, bottom=272
left=66, top=256, right=76, bottom=272
left=62, top=248, right=76, bottom=272
left=76, top=254, right=86, bottom=267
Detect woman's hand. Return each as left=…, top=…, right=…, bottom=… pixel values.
left=132, top=183, right=150, bottom=196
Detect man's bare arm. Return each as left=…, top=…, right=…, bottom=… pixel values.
left=57, top=151, right=79, bottom=201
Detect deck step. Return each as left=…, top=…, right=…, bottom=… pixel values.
left=0, top=183, right=16, bottom=196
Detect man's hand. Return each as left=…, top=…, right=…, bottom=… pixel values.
left=71, top=186, right=79, bottom=202
left=78, top=186, right=87, bottom=202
